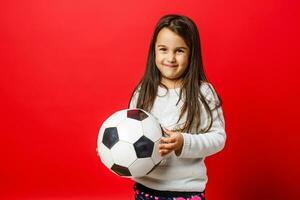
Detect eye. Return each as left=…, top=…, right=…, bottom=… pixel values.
left=177, top=49, right=184, bottom=53
left=159, top=48, right=167, bottom=51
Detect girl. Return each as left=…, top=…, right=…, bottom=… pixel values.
left=128, top=14, right=226, bottom=200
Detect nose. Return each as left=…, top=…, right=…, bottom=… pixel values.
left=167, top=52, right=176, bottom=63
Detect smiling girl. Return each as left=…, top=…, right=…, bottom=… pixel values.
left=129, top=14, right=226, bottom=200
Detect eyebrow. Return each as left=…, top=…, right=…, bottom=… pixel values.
left=157, top=44, right=188, bottom=50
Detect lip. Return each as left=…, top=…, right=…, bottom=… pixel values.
left=164, top=64, right=178, bottom=68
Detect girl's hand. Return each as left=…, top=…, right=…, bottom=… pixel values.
left=159, top=128, right=184, bottom=156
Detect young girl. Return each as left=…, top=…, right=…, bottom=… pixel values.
left=128, top=14, right=226, bottom=200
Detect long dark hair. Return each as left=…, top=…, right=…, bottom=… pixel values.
left=128, top=14, right=223, bottom=133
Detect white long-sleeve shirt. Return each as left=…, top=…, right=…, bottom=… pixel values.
left=129, top=82, right=226, bottom=192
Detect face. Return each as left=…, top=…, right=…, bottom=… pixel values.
left=155, top=27, right=190, bottom=88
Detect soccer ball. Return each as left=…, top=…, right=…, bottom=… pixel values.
left=96, top=108, right=163, bottom=178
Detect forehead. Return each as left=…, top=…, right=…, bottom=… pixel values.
left=156, top=28, right=188, bottom=48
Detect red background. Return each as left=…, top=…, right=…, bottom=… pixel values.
left=1, top=1, right=299, bottom=199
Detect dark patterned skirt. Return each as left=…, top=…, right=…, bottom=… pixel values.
left=134, top=182, right=206, bottom=200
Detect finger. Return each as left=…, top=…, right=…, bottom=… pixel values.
left=162, top=128, right=173, bottom=134
left=160, top=137, right=176, bottom=144
left=159, top=149, right=171, bottom=156
left=159, top=143, right=176, bottom=150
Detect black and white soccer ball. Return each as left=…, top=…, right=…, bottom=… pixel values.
left=96, top=108, right=163, bottom=178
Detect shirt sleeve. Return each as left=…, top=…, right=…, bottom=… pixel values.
left=177, top=83, right=227, bottom=158
left=129, top=87, right=140, bottom=109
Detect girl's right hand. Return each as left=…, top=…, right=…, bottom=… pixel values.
left=159, top=128, right=184, bottom=156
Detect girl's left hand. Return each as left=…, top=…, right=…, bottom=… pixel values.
left=159, top=128, right=184, bottom=156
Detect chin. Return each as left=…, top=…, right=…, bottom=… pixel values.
left=162, top=75, right=181, bottom=81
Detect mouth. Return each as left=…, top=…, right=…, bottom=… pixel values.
left=164, top=64, right=178, bottom=68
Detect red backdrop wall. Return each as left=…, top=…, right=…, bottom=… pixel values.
left=1, top=1, right=299, bottom=199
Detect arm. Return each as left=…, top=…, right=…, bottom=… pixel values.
left=128, top=87, right=140, bottom=109
left=159, top=83, right=226, bottom=158
left=178, top=105, right=226, bottom=158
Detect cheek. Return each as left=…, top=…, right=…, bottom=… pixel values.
left=155, top=53, right=163, bottom=61
left=155, top=54, right=162, bottom=71
left=155, top=56, right=159, bottom=67
left=178, top=55, right=189, bottom=66
left=155, top=53, right=165, bottom=66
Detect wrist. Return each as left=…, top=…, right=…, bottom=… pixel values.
left=175, top=133, right=184, bottom=156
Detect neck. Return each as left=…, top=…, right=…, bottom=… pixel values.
left=160, top=79, right=183, bottom=89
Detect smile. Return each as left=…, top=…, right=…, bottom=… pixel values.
left=164, top=64, right=178, bottom=68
